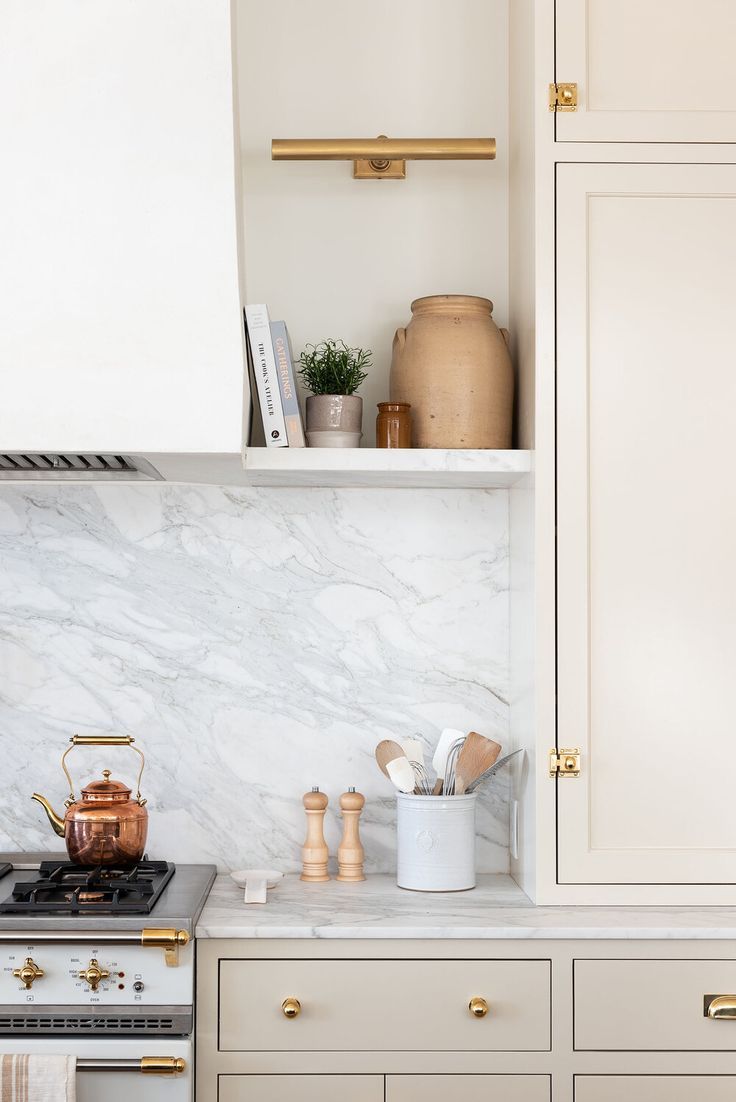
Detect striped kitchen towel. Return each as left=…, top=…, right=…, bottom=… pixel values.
left=0, top=1056, right=75, bottom=1102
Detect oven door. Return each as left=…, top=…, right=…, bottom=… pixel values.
left=0, top=1037, right=192, bottom=1102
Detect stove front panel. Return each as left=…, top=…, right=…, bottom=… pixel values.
left=0, top=940, right=193, bottom=1005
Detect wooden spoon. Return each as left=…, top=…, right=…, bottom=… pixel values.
left=455, top=731, right=503, bottom=794
left=375, top=739, right=409, bottom=779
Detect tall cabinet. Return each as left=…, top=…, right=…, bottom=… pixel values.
left=510, top=0, right=736, bottom=903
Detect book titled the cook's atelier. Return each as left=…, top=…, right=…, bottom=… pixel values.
left=244, top=303, right=287, bottom=448
left=270, top=319, right=306, bottom=447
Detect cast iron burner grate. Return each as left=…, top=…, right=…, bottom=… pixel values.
left=0, top=860, right=175, bottom=915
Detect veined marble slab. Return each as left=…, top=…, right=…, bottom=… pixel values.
left=0, top=484, right=510, bottom=872
left=197, top=873, right=736, bottom=939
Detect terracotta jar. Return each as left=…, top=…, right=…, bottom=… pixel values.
left=390, top=295, right=513, bottom=448
left=376, top=402, right=411, bottom=448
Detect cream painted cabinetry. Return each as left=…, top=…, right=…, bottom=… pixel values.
left=196, top=940, right=736, bottom=1102
left=575, top=1079, right=736, bottom=1102
left=509, top=0, right=736, bottom=904
left=554, top=0, right=736, bottom=142
left=555, top=163, right=736, bottom=887
left=218, top=1076, right=383, bottom=1102
left=217, top=958, right=550, bottom=1052
left=387, top=1076, right=550, bottom=1101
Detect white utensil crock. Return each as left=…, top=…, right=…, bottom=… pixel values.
left=396, top=793, right=477, bottom=892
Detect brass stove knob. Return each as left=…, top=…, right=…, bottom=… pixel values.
left=281, top=997, right=301, bottom=1019
left=469, top=996, right=489, bottom=1018
left=13, top=957, right=44, bottom=989
left=79, top=958, right=110, bottom=991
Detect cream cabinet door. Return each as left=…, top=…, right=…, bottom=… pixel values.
left=576, top=1078, right=736, bottom=1102
left=387, top=1076, right=550, bottom=1101
left=556, top=163, right=736, bottom=884
left=219, top=1076, right=383, bottom=1102
left=555, top=0, right=736, bottom=141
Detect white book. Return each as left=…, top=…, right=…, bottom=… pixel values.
left=244, top=304, right=288, bottom=448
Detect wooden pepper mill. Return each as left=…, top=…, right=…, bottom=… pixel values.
left=300, top=787, right=330, bottom=883
left=337, top=787, right=366, bottom=883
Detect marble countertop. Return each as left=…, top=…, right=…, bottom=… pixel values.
left=196, top=874, right=736, bottom=940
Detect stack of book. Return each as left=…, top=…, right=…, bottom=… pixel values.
left=244, top=304, right=306, bottom=448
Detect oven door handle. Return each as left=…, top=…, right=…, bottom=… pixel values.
left=78, top=1058, right=186, bottom=1076
left=0, top=929, right=190, bottom=967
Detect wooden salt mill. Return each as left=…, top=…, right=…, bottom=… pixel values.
left=337, top=787, right=365, bottom=883
left=300, top=787, right=330, bottom=883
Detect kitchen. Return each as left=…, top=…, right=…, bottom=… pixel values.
left=2, top=1, right=736, bottom=1101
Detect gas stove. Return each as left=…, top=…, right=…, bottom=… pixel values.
left=0, top=854, right=215, bottom=1099
left=0, top=859, right=176, bottom=916
left=0, top=855, right=214, bottom=933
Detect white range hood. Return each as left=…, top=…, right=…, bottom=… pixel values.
left=0, top=0, right=250, bottom=483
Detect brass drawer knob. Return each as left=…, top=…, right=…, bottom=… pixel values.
left=281, top=997, right=301, bottom=1019
left=469, top=997, right=489, bottom=1018
left=13, top=958, right=44, bottom=989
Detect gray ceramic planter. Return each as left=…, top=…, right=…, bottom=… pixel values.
left=305, top=394, right=363, bottom=447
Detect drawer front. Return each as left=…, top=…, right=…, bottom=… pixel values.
left=219, top=1075, right=383, bottom=1102
left=388, top=1075, right=550, bottom=1101
left=218, top=958, right=551, bottom=1052
left=576, top=1077, right=736, bottom=1102
left=575, top=959, right=736, bottom=1050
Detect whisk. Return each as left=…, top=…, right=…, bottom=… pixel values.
left=409, top=760, right=433, bottom=795
left=442, top=738, right=465, bottom=796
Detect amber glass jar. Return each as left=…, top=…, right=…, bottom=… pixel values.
left=376, top=402, right=411, bottom=449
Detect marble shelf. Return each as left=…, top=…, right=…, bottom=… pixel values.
left=196, top=873, right=736, bottom=940
left=242, top=448, right=532, bottom=488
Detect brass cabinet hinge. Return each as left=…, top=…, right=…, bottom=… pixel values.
left=549, top=748, right=581, bottom=778
left=548, top=82, right=578, bottom=112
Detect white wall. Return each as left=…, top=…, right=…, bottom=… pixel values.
left=236, top=0, right=509, bottom=444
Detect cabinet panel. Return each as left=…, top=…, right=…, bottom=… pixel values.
left=219, top=1075, right=383, bottom=1102
left=218, top=958, right=551, bottom=1052
left=576, top=1077, right=736, bottom=1102
left=556, top=163, right=736, bottom=884
left=555, top=0, right=736, bottom=141
left=575, top=959, right=736, bottom=1050
left=388, top=1075, right=550, bottom=1101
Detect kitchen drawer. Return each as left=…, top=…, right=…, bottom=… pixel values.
left=218, top=1075, right=383, bottom=1102
left=387, top=1075, right=550, bottom=1101
left=575, top=959, right=736, bottom=1050
left=575, top=1077, right=736, bottom=1102
left=218, top=958, right=551, bottom=1052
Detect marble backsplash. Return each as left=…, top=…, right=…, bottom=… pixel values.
left=0, top=484, right=510, bottom=873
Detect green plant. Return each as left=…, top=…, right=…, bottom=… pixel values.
left=298, top=339, right=372, bottom=396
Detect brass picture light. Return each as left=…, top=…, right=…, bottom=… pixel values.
left=271, top=135, right=496, bottom=179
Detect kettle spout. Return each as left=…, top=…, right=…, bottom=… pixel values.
left=31, top=793, right=66, bottom=837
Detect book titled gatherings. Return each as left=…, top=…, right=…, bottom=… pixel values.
left=244, top=304, right=306, bottom=448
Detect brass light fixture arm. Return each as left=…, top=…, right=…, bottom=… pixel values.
left=271, top=135, right=496, bottom=179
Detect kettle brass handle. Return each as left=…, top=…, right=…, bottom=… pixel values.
left=61, top=734, right=145, bottom=804
left=281, top=998, right=301, bottom=1019
left=469, top=997, right=489, bottom=1018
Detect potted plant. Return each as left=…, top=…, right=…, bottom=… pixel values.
left=298, top=339, right=372, bottom=448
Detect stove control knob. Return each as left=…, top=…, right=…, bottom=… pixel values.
left=13, top=957, right=44, bottom=990
left=79, top=959, right=110, bottom=991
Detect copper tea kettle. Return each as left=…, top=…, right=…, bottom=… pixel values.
left=32, top=734, right=148, bottom=866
